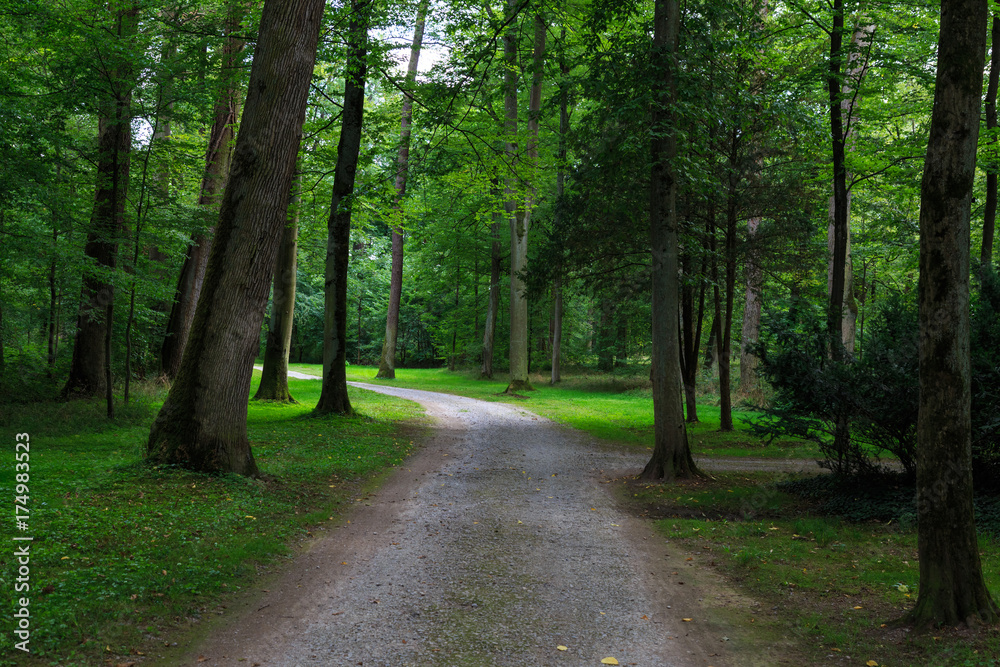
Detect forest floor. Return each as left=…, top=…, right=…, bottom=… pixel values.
left=167, top=382, right=805, bottom=666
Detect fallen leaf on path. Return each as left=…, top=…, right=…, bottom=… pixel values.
left=866, top=661, right=879, bottom=667
left=600, top=659, right=619, bottom=665
left=853, top=606, right=863, bottom=609
left=556, top=645, right=568, bottom=651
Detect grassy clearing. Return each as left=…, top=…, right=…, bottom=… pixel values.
left=620, top=473, right=1000, bottom=667
left=0, top=374, right=424, bottom=666
left=297, top=364, right=819, bottom=459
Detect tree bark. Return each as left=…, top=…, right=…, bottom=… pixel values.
left=906, top=0, right=998, bottom=628
left=641, top=0, right=699, bottom=482
left=480, top=186, right=502, bottom=379
left=738, top=215, right=763, bottom=399
left=826, top=0, right=849, bottom=363
left=254, top=173, right=300, bottom=402
left=377, top=0, right=428, bottom=379
left=315, top=0, right=370, bottom=415
left=983, top=12, right=999, bottom=270
left=146, top=0, right=325, bottom=475
left=63, top=6, right=137, bottom=399
left=505, top=6, right=544, bottom=394
left=826, top=23, right=873, bottom=355
left=160, top=11, right=244, bottom=378
left=719, top=159, right=738, bottom=432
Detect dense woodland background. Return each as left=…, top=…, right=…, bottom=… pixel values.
left=0, top=0, right=968, bottom=402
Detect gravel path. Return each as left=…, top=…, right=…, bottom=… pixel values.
left=176, top=381, right=771, bottom=666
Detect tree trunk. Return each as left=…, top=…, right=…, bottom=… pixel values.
left=160, top=12, right=244, bottom=378
left=551, top=278, right=562, bottom=384
left=377, top=0, right=428, bottom=379
left=718, top=162, right=738, bottom=432
left=826, top=0, right=849, bottom=363
left=315, top=0, right=370, bottom=415
left=551, top=41, right=569, bottom=386
left=480, top=192, right=502, bottom=379
left=983, top=13, right=999, bottom=270
left=505, top=6, right=544, bottom=394
left=641, top=0, right=699, bottom=482
left=906, top=0, right=998, bottom=629
left=738, top=215, right=763, bottom=399
left=254, top=174, right=300, bottom=402
left=680, top=239, right=705, bottom=422
left=63, top=6, right=137, bottom=399
left=146, top=0, right=325, bottom=475
left=47, top=227, right=59, bottom=373
left=826, top=23, right=873, bottom=355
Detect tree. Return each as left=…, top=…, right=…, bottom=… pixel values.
left=62, top=3, right=138, bottom=399
left=315, top=0, right=371, bottom=416
left=906, top=0, right=998, bottom=628
left=376, top=0, right=429, bottom=380
left=146, top=0, right=326, bottom=475
left=503, top=0, right=542, bottom=394
left=160, top=8, right=245, bottom=378
left=254, top=172, right=301, bottom=402
left=640, top=0, right=699, bottom=481
left=982, top=8, right=999, bottom=270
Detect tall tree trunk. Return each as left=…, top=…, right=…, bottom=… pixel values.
left=254, top=173, right=300, bottom=402
left=641, top=0, right=699, bottom=482
left=826, top=0, right=849, bottom=363
left=146, top=0, right=325, bottom=475
left=982, top=12, right=999, bottom=270
left=47, top=226, right=59, bottom=374
left=718, top=157, right=738, bottom=432
left=551, top=37, right=569, bottom=385
left=480, top=186, right=502, bottom=379
left=906, top=0, right=998, bottom=629
left=63, top=5, right=137, bottom=399
left=506, top=7, right=544, bottom=393
left=680, top=239, right=705, bottom=422
left=160, top=12, right=244, bottom=378
left=827, top=23, right=873, bottom=355
left=315, top=0, right=370, bottom=415
left=377, top=0, right=428, bottom=379
left=738, top=214, right=763, bottom=399
left=737, top=1, right=769, bottom=401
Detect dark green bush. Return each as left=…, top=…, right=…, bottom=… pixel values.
left=754, top=276, right=1000, bottom=485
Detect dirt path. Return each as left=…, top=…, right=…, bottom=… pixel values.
left=174, top=381, right=789, bottom=666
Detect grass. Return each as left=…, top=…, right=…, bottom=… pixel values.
left=620, top=472, right=1000, bottom=666
left=0, top=373, right=424, bottom=666
left=291, top=363, right=819, bottom=460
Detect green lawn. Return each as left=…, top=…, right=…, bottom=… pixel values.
left=622, top=473, right=1000, bottom=666
left=0, top=374, right=423, bottom=666
left=293, top=364, right=819, bottom=459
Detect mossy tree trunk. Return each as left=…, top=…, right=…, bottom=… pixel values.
left=906, top=0, right=998, bottom=629
left=146, top=0, right=325, bottom=475
left=315, top=0, right=370, bottom=416
left=640, top=0, right=699, bottom=482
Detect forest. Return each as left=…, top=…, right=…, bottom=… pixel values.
left=3, top=0, right=1000, bottom=662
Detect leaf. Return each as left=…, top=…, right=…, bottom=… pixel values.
left=853, top=606, right=863, bottom=609
left=601, top=659, right=619, bottom=665
left=682, top=618, right=693, bottom=622
left=556, top=645, right=568, bottom=651
left=866, top=661, right=879, bottom=666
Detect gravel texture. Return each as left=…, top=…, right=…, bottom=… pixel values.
left=170, top=383, right=754, bottom=667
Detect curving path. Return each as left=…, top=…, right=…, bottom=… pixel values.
left=171, top=379, right=788, bottom=666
